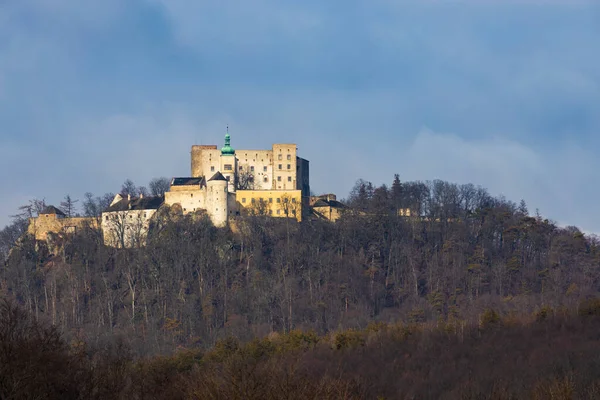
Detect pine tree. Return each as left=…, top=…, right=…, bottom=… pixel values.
left=391, top=174, right=403, bottom=210
left=60, top=195, right=79, bottom=217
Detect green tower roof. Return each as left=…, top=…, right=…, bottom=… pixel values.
left=221, top=129, right=235, bottom=156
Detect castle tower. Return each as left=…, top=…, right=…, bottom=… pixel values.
left=207, top=171, right=229, bottom=227
left=219, top=129, right=237, bottom=193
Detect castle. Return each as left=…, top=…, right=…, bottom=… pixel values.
left=29, top=132, right=322, bottom=248
left=164, top=131, right=310, bottom=226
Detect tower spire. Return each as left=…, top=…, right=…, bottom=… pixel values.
left=221, top=126, right=235, bottom=155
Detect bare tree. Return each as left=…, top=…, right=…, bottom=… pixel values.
left=278, top=194, right=301, bottom=219
left=103, top=210, right=152, bottom=248
left=347, top=179, right=373, bottom=211
left=138, top=186, right=149, bottom=197
left=149, top=177, right=170, bottom=196
left=236, top=169, right=255, bottom=190
left=0, top=220, right=27, bottom=260
left=121, top=179, right=137, bottom=196
left=247, top=198, right=269, bottom=216
left=12, top=199, right=46, bottom=221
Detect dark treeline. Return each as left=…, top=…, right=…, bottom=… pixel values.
left=4, top=296, right=600, bottom=399
left=1, top=175, right=599, bottom=357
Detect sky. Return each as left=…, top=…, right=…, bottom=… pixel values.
left=1, top=0, right=599, bottom=232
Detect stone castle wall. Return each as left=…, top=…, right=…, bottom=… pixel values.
left=28, top=215, right=98, bottom=241
left=236, top=189, right=302, bottom=221
left=165, top=188, right=207, bottom=214
left=101, top=209, right=157, bottom=248
left=191, top=144, right=306, bottom=193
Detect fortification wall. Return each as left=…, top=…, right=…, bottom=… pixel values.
left=165, top=189, right=207, bottom=214
left=313, top=205, right=344, bottom=222
left=101, top=209, right=157, bottom=248
left=28, top=215, right=98, bottom=240
left=236, top=189, right=302, bottom=221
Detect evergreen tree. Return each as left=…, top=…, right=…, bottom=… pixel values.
left=60, top=195, right=79, bottom=217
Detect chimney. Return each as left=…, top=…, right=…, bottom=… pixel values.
left=127, top=194, right=131, bottom=201
left=140, top=193, right=144, bottom=199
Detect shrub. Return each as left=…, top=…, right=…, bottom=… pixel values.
left=578, top=298, right=600, bottom=317
left=479, top=308, right=501, bottom=329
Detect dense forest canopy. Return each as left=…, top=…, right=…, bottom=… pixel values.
left=1, top=174, right=599, bottom=358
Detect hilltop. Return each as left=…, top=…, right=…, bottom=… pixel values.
left=2, top=174, right=599, bottom=356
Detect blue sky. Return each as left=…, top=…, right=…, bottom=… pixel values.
left=1, top=0, right=599, bottom=232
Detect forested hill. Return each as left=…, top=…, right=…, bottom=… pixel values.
left=1, top=175, right=599, bottom=357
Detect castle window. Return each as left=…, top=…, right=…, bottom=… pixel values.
left=105, top=216, right=108, bottom=221
left=239, top=166, right=243, bottom=171
left=283, top=198, right=288, bottom=203
left=287, top=176, right=292, bottom=182
left=287, top=164, right=290, bottom=170
left=263, top=166, right=267, bottom=172
left=287, top=154, right=291, bottom=160
left=292, top=198, right=296, bottom=203
left=269, top=210, right=273, bottom=215
left=278, top=164, right=282, bottom=170
left=277, top=210, right=281, bottom=215
left=224, top=164, right=232, bottom=171
left=242, top=198, right=246, bottom=203
left=277, top=176, right=281, bottom=181
left=251, top=198, right=256, bottom=204
left=264, top=177, right=268, bottom=183
left=144, top=213, right=147, bottom=217
left=269, top=198, right=273, bottom=203
left=191, top=193, right=193, bottom=197
left=211, top=166, right=215, bottom=172
left=277, top=198, right=281, bottom=203
left=292, top=210, right=296, bottom=216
